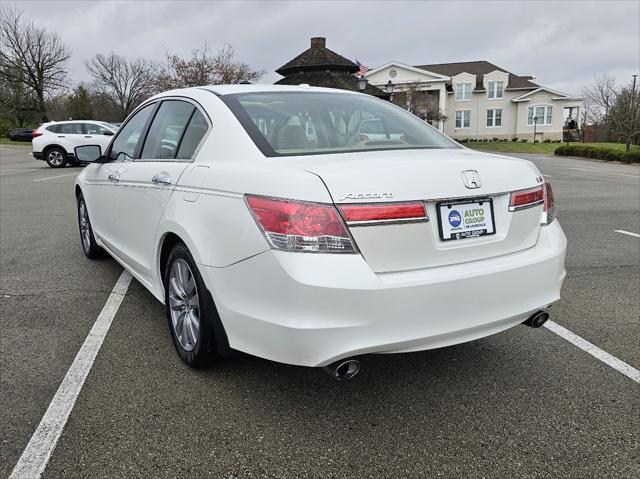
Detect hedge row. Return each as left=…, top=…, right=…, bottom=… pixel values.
left=555, top=145, right=640, bottom=163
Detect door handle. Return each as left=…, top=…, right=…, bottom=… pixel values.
left=58, top=135, right=65, bottom=138
left=152, top=172, right=171, bottom=185
left=108, top=173, right=119, bottom=182
left=84, top=135, right=92, bottom=138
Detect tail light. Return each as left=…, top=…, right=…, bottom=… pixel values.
left=338, top=202, right=427, bottom=226
left=509, top=183, right=556, bottom=224
left=509, top=186, right=544, bottom=211
left=542, top=182, right=556, bottom=224
left=245, top=195, right=356, bottom=253
left=32, top=128, right=42, bottom=138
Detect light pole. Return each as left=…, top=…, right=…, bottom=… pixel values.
left=630, top=74, right=637, bottom=151
left=356, top=76, right=368, bottom=93
left=533, top=116, right=538, bottom=144
left=385, top=80, right=395, bottom=102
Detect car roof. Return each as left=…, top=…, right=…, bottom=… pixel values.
left=43, top=120, right=107, bottom=125
left=161, top=83, right=359, bottom=97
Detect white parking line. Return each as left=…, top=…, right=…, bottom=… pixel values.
left=614, top=230, right=640, bottom=238
left=0, top=146, right=31, bottom=152
left=32, top=173, right=77, bottom=182
left=9, top=270, right=133, bottom=479
left=0, top=169, right=39, bottom=177
left=545, top=320, right=640, bottom=384
left=570, top=167, right=640, bottom=179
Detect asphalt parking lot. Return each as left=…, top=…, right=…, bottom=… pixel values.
left=1, top=144, right=638, bottom=478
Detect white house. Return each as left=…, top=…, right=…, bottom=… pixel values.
left=365, top=60, right=583, bottom=141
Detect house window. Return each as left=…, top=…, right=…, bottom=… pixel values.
left=455, top=83, right=472, bottom=101
left=528, top=105, right=553, bottom=125
left=486, top=109, right=502, bottom=127
left=455, top=110, right=470, bottom=128
left=487, top=81, right=504, bottom=99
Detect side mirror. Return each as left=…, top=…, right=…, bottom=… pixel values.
left=103, top=131, right=115, bottom=136
left=75, top=145, right=104, bottom=163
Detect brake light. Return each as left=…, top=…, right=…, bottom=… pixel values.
left=338, top=202, right=427, bottom=225
left=509, top=186, right=544, bottom=211
left=542, top=182, right=556, bottom=224
left=245, top=195, right=356, bottom=253
left=32, top=129, right=42, bottom=138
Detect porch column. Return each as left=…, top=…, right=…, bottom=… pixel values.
left=438, top=85, right=446, bottom=131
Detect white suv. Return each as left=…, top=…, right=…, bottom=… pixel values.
left=32, top=120, right=118, bottom=168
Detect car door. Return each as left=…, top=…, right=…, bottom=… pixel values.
left=82, top=104, right=157, bottom=254
left=114, top=99, right=210, bottom=285
left=57, top=122, right=85, bottom=152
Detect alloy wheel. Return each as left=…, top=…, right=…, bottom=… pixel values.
left=168, top=258, right=200, bottom=351
left=48, top=150, right=64, bottom=166
left=78, top=199, right=92, bottom=253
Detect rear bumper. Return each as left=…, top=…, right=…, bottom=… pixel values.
left=32, top=152, right=43, bottom=160
left=201, top=221, right=567, bottom=367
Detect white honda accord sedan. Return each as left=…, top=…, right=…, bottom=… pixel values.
left=74, top=84, right=566, bottom=379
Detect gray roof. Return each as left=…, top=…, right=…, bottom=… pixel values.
left=276, top=37, right=358, bottom=76
left=414, top=60, right=539, bottom=91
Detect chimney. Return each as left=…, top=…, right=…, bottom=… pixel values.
left=310, top=37, right=326, bottom=48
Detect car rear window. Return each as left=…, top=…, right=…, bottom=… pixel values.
left=221, top=91, right=458, bottom=157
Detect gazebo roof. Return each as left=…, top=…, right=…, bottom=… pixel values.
left=275, top=37, right=385, bottom=97
left=275, top=37, right=359, bottom=76
left=275, top=71, right=386, bottom=97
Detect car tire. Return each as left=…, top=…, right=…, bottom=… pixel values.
left=45, top=147, right=67, bottom=168
left=164, top=243, right=223, bottom=368
left=77, top=193, right=105, bottom=259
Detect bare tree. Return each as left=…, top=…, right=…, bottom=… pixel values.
left=607, top=81, right=640, bottom=151
left=578, top=95, right=598, bottom=143
left=86, top=52, right=157, bottom=120
left=584, top=73, right=617, bottom=121
left=154, top=43, right=264, bottom=91
left=0, top=6, right=71, bottom=121
left=0, top=66, right=39, bottom=127
left=392, top=82, right=445, bottom=123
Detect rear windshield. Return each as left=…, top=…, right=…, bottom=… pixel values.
left=222, top=91, right=459, bottom=157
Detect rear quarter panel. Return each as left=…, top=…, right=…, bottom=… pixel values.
left=158, top=159, right=334, bottom=274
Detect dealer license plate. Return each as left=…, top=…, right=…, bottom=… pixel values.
left=437, top=198, right=496, bottom=241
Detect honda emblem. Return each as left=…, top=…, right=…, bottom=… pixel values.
left=461, top=170, right=481, bottom=189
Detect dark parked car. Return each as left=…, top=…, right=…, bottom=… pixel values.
left=9, top=128, right=33, bottom=142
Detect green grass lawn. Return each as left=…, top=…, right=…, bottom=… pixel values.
left=0, top=137, right=32, bottom=146
left=466, top=141, right=638, bottom=155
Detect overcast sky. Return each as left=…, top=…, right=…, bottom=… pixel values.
left=11, top=0, right=640, bottom=94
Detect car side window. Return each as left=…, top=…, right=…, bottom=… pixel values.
left=84, top=123, right=108, bottom=135
left=46, top=125, right=60, bottom=133
left=176, top=109, right=208, bottom=159
left=141, top=100, right=195, bottom=160
left=109, top=104, right=155, bottom=162
left=58, top=123, right=83, bottom=134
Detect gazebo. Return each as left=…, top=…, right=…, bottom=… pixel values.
left=275, top=37, right=386, bottom=97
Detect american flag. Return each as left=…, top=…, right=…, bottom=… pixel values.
left=356, top=60, right=369, bottom=77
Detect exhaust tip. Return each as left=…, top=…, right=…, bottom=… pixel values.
left=523, top=310, right=550, bottom=328
left=324, top=359, right=361, bottom=381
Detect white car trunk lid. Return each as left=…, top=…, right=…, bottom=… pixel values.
left=288, top=148, right=545, bottom=273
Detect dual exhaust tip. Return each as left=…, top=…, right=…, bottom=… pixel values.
left=322, top=311, right=549, bottom=381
